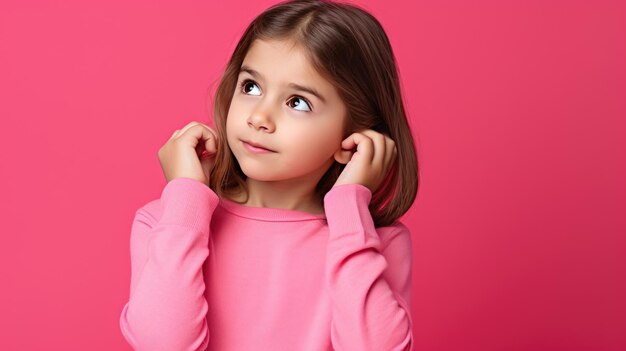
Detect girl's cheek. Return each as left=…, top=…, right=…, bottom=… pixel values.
left=236, top=96, right=256, bottom=109
left=228, top=99, right=247, bottom=116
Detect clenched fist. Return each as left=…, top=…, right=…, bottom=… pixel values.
left=333, top=129, right=397, bottom=193
left=158, top=121, right=218, bottom=185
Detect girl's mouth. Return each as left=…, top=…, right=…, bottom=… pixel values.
left=242, top=140, right=276, bottom=154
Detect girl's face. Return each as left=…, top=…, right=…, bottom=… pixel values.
left=226, top=39, right=348, bottom=184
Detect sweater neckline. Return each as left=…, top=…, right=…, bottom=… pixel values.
left=218, top=197, right=327, bottom=222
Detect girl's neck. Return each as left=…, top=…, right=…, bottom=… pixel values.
left=225, top=179, right=324, bottom=215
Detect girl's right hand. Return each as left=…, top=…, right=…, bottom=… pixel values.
left=158, top=121, right=218, bottom=186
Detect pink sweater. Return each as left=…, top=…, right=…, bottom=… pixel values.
left=119, top=177, right=414, bottom=351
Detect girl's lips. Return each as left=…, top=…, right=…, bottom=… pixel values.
left=242, top=140, right=275, bottom=154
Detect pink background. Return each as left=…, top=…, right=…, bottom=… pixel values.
left=1, top=0, right=624, bottom=350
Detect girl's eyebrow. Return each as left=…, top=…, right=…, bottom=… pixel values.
left=239, top=64, right=327, bottom=104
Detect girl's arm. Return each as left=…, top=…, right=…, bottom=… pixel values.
left=323, top=183, right=414, bottom=351
left=119, top=177, right=219, bottom=351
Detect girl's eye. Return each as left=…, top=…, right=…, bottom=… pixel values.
left=287, top=96, right=312, bottom=112
left=239, top=79, right=313, bottom=112
left=240, top=79, right=261, bottom=96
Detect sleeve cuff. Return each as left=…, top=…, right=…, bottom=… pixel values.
left=159, top=177, right=219, bottom=235
left=323, top=183, right=376, bottom=237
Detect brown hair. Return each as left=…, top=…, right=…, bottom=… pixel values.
left=208, top=0, right=419, bottom=227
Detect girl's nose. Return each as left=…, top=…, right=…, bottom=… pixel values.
left=247, top=110, right=275, bottom=132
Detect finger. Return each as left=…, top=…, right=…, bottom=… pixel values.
left=177, top=122, right=217, bottom=145
left=169, top=129, right=181, bottom=140
left=342, top=132, right=374, bottom=164
left=192, top=123, right=218, bottom=159
left=174, top=121, right=202, bottom=139
left=361, top=130, right=387, bottom=168
left=179, top=124, right=215, bottom=149
left=168, top=121, right=198, bottom=141
left=190, top=122, right=217, bottom=143
left=202, top=128, right=218, bottom=158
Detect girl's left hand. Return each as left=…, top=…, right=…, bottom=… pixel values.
left=333, top=129, right=397, bottom=193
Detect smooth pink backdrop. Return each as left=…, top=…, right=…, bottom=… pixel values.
left=1, top=0, right=624, bottom=350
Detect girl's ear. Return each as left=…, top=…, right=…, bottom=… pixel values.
left=333, top=146, right=353, bottom=165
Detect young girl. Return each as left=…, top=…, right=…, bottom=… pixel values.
left=119, top=0, right=419, bottom=350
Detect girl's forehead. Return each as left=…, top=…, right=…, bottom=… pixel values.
left=244, top=39, right=311, bottom=70
left=241, top=39, right=337, bottom=102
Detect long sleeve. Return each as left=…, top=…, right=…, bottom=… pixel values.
left=323, top=183, right=414, bottom=351
left=119, top=177, right=219, bottom=351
